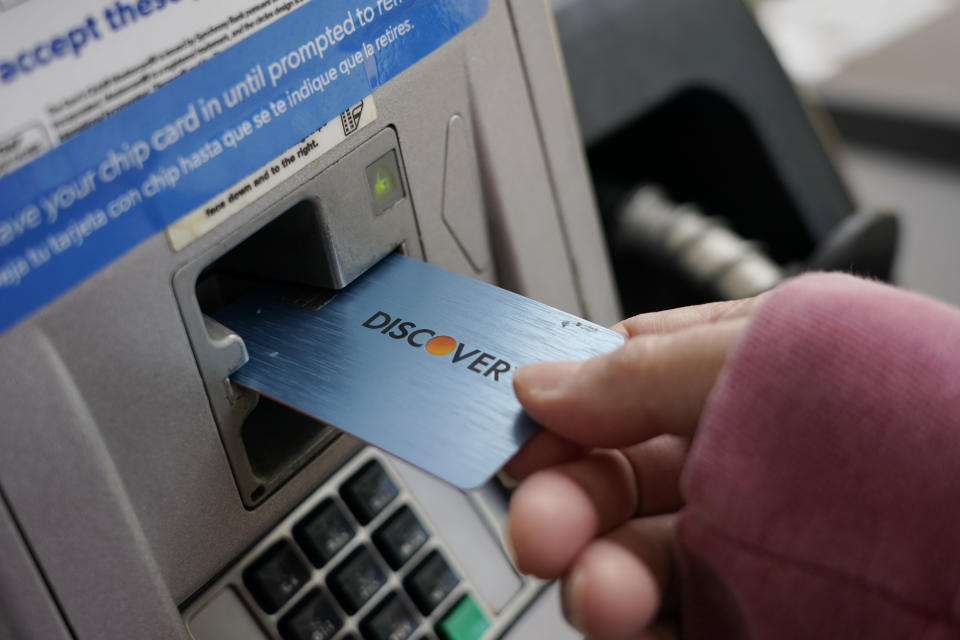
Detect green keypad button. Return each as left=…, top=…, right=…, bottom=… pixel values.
left=436, top=595, right=489, bottom=640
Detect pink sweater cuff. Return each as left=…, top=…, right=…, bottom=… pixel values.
left=679, top=274, right=960, bottom=638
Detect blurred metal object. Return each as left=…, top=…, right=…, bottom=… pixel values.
left=806, top=208, right=900, bottom=281
left=616, top=186, right=783, bottom=300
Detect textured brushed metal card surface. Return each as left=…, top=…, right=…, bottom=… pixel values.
left=216, top=254, right=624, bottom=488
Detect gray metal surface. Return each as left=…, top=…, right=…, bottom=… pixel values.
left=502, top=582, right=582, bottom=640
left=0, top=495, right=72, bottom=640
left=0, top=327, right=189, bottom=639
left=188, top=589, right=267, bottom=640
left=503, top=0, right=622, bottom=326
left=218, top=254, right=623, bottom=490
left=0, top=0, right=621, bottom=635
left=441, top=114, right=492, bottom=274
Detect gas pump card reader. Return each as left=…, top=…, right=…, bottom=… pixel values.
left=216, top=253, right=624, bottom=489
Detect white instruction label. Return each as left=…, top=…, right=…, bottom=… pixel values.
left=166, top=95, right=376, bottom=251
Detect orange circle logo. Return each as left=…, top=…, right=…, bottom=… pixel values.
left=425, top=335, right=457, bottom=356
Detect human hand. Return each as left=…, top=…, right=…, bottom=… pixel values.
left=505, top=296, right=766, bottom=639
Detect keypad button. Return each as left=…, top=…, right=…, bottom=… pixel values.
left=341, top=461, right=399, bottom=524
left=243, top=541, right=310, bottom=614
left=436, top=596, right=489, bottom=640
left=328, top=546, right=387, bottom=614
left=373, top=506, right=429, bottom=569
left=279, top=590, right=343, bottom=640
left=294, top=499, right=355, bottom=567
left=360, top=593, right=419, bottom=640
left=404, top=552, right=459, bottom=615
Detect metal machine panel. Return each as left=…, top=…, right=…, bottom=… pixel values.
left=0, top=1, right=618, bottom=637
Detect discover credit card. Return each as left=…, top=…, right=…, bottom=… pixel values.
left=216, top=253, right=624, bottom=488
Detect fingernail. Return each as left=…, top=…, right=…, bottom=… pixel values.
left=515, top=361, right=579, bottom=397
left=562, top=566, right=587, bottom=632
left=497, top=469, right=518, bottom=490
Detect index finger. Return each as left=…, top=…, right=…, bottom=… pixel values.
left=513, top=317, right=748, bottom=448
left=506, top=296, right=762, bottom=474
left=612, top=295, right=763, bottom=338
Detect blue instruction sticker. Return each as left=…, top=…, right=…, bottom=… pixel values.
left=0, top=0, right=488, bottom=335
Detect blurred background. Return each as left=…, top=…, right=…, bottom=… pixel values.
left=552, top=0, right=960, bottom=313
left=756, top=0, right=960, bottom=306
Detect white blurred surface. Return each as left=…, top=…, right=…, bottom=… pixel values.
left=755, top=0, right=959, bottom=83
left=754, top=0, right=960, bottom=307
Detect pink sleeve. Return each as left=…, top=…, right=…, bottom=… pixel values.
left=679, top=273, right=960, bottom=639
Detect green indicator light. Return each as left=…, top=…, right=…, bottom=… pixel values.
left=437, top=595, right=489, bottom=640
left=374, top=167, right=395, bottom=199
left=365, top=151, right=403, bottom=215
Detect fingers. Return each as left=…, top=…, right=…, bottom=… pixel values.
left=507, top=297, right=759, bottom=478
left=508, top=450, right=638, bottom=577
left=612, top=294, right=763, bottom=338
left=515, top=317, right=748, bottom=448
left=563, top=515, right=677, bottom=640
left=507, top=436, right=687, bottom=578
left=621, top=435, right=688, bottom=516
left=505, top=430, right=688, bottom=505
left=506, top=299, right=753, bottom=637
left=503, top=430, right=586, bottom=483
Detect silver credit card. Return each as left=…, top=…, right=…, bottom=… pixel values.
left=216, top=254, right=624, bottom=488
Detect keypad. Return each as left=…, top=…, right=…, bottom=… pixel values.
left=187, top=453, right=496, bottom=640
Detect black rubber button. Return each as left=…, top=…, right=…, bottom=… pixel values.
left=242, top=540, right=310, bottom=614
left=360, top=592, right=419, bottom=640
left=340, top=461, right=399, bottom=524
left=328, top=546, right=387, bottom=614
left=373, top=506, right=429, bottom=569
left=404, top=551, right=459, bottom=615
left=294, top=499, right=355, bottom=567
left=279, top=589, right=342, bottom=640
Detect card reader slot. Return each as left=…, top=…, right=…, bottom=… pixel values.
left=196, top=258, right=346, bottom=498
left=173, top=127, right=422, bottom=508
left=241, top=394, right=340, bottom=483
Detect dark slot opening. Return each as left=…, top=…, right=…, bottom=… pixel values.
left=588, top=88, right=815, bottom=315
left=195, top=199, right=341, bottom=491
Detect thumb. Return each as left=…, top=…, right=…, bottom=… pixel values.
left=513, top=318, right=747, bottom=449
